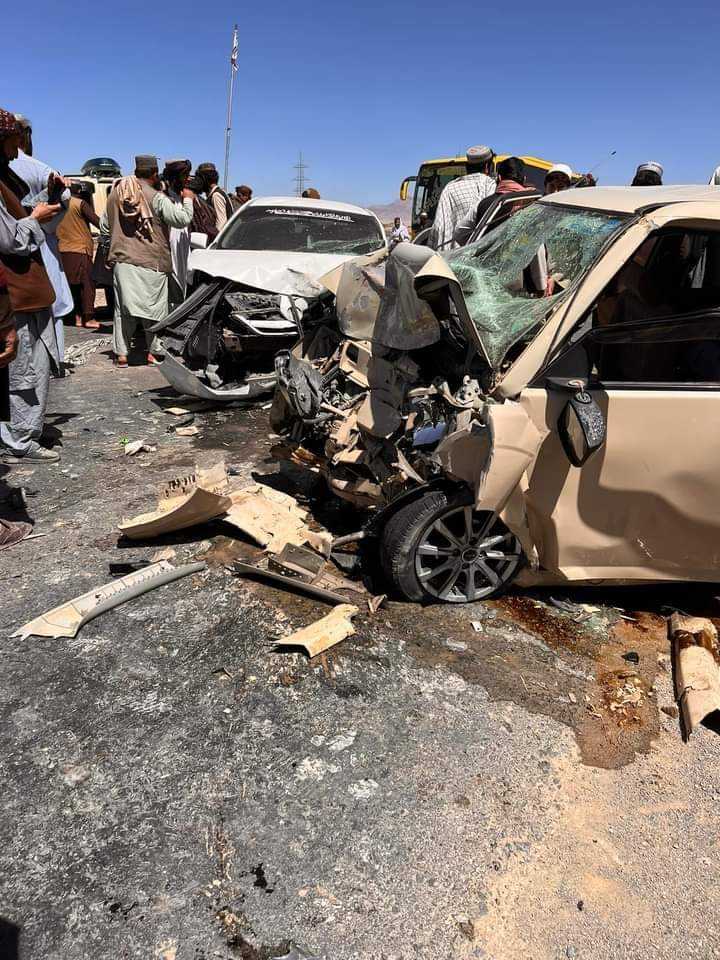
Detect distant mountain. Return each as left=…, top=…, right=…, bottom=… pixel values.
left=369, top=199, right=412, bottom=226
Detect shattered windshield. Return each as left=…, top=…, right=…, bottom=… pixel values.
left=446, top=202, right=627, bottom=367
left=217, top=206, right=386, bottom=257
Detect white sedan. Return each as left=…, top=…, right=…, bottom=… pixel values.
left=155, top=196, right=387, bottom=400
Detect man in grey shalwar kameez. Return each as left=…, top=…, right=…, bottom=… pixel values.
left=0, top=191, right=62, bottom=541
left=0, top=108, right=62, bottom=464
left=106, top=155, right=193, bottom=366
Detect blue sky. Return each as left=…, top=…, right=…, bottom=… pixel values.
left=4, top=0, right=717, bottom=206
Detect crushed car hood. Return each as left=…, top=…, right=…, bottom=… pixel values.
left=188, top=249, right=358, bottom=297
left=323, top=243, right=488, bottom=359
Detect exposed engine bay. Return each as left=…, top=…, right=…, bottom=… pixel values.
left=270, top=325, right=494, bottom=509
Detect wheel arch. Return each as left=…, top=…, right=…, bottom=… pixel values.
left=369, top=478, right=471, bottom=536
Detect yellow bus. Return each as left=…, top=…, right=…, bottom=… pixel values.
left=400, top=154, right=558, bottom=234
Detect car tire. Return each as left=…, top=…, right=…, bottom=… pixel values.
left=379, top=487, right=523, bottom=604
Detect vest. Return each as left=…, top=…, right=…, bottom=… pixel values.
left=57, top=197, right=93, bottom=257
left=107, top=180, right=172, bottom=274
left=209, top=185, right=234, bottom=223
left=190, top=196, right=219, bottom=241
left=0, top=181, right=55, bottom=313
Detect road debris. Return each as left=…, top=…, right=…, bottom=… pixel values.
left=275, top=604, right=359, bottom=657
left=119, top=462, right=232, bottom=540
left=151, top=547, right=177, bottom=562
left=367, top=594, right=386, bottom=614
left=607, top=673, right=645, bottom=713
left=162, top=399, right=215, bottom=415
left=268, top=543, right=326, bottom=583
left=123, top=439, right=157, bottom=456
left=223, top=483, right=311, bottom=553
left=175, top=424, right=200, bottom=437
left=458, top=916, right=484, bottom=941
left=63, top=336, right=112, bottom=366
left=165, top=413, right=195, bottom=432
left=670, top=613, right=720, bottom=739
left=232, top=560, right=348, bottom=605
left=12, top=561, right=206, bottom=639
left=446, top=639, right=468, bottom=652
left=549, top=596, right=592, bottom=623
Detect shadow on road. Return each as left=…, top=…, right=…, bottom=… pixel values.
left=0, top=916, right=20, bottom=960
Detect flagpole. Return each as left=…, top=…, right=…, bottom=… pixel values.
left=223, top=24, right=238, bottom=192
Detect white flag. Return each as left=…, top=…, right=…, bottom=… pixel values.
left=230, top=26, right=239, bottom=74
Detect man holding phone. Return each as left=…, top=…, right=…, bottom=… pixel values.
left=0, top=169, right=61, bottom=544
left=0, top=107, right=62, bottom=465
left=11, top=114, right=74, bottom=355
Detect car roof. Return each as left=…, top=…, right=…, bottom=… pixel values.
left=541, top=184, right=720, bottom=214
left=242, top=196, right=380, bottom=218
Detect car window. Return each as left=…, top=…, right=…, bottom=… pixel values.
left=416, top=164, right=466, bottom=221
left=579, top=228, right=720, bottom=386
left=217, top=206, right=385, bottom=257
left=592, top=229, right=720, bottom=329
left=588, top=313, right=720, bottom=386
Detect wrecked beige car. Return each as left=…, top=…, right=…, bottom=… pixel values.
left=271, top=186, right=720, bottom=603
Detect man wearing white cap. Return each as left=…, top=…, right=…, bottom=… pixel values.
left=429, top=145, right=496, bottom=251
left=544, top=164, right=574, bottom=194
left=631, top=162, right=663, bottom=186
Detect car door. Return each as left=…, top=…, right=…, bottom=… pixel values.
left=518, top=227, right=720, bottom=582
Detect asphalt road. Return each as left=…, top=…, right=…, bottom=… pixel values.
left=1, top=330, right=719, bottom=960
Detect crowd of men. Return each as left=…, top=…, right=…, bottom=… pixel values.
left=0, top=109, right=255, bottom=432
left=0, top=107, right=261, bottom=547
left=426, top=145, right=670, bottom=251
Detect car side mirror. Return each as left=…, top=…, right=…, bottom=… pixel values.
left=554, top=381, right=606, bottom=467
left=190, top=232, right=208, bottom=250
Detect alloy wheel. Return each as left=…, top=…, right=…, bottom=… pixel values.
left=414, top=506, right=522, bottom=603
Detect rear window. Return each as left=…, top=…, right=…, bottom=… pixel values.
left=217, top=206, right=385, bottom=257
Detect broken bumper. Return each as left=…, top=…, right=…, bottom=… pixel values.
left=159, top=353, right=276, bottom=402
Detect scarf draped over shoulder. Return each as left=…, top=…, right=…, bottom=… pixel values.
left=115, top=176, right=153, bottom=240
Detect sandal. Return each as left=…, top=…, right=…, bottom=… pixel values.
left=0, top=518, right=32, bottom=550
left=82, top=319, right=101, bottom=330
left=115, top=355, right=128, bottom=368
